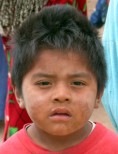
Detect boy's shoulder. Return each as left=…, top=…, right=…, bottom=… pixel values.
left=0, top=128, right=27, bottom=154
left=0, top=124, right=46, bottom=154
left=92, top=122, right=118, bottom=142
left=89, top=122, right=118, bottom=152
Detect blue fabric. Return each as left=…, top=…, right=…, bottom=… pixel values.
left=0, top=36, right=8, bottom=120
left=90, top=0, right=108, bottom=28
left=102, top=0, right=118, bottom=132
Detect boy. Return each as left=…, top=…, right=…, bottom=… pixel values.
left=0, top=5, right=118, bottom=153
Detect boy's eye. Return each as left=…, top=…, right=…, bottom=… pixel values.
left=71, top=81, right=85, bottom=86
left=35, top=81, right=52, bottom=86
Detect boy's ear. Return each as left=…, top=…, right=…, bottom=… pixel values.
left=94, top=89, right=104, bottom=108
left=13, top=86, right=25, bottom=109
left=94, top=99, right=100, bottom=108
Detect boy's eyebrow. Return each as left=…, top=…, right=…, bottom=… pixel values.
left=31, top=72, right=91, bottom=79
left=69, top=73, right=92, bottom=79
left=31, top=73, right=55, bottom=79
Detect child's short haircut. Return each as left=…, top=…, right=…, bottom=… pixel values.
left=11, top=5, right=107, bottom=95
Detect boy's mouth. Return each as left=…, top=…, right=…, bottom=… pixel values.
left=49, top=107, right=72, bottom=121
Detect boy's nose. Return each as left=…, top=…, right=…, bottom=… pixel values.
left=52, top=84, right=71, bottom=103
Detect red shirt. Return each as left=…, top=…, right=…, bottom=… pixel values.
left=0, top=123, right=118, bottom=154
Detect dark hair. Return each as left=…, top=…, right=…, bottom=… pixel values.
left=11, top=4, right=107, bottom=95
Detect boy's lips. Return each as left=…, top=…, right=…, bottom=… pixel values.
left=49, top=107, right=72, bottom=122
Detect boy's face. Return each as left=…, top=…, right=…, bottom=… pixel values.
left=15, top=49, right=102, bottom=136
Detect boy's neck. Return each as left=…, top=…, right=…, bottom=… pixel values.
left=26, top=121, right=93, bottom=152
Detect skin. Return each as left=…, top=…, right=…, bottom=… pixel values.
left=14, top=49, right=103, bottom=151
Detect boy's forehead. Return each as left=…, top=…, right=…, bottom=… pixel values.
left=35, top=48, right=87, bottom=61
left=32, top=49, right=90, bottom=71
left=25, top=49, right=97, bottom=83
